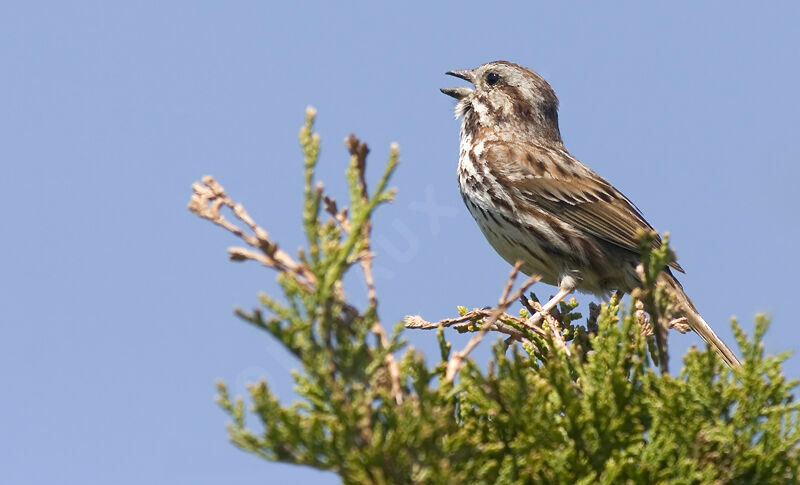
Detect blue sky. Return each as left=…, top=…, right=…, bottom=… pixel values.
left=3, top=2, right=799, bottom=483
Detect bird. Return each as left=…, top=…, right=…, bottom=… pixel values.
left=441, top=60, right=740, bottom=369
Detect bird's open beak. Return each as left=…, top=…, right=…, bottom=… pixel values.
left=441, top=69, right=475, bottom=100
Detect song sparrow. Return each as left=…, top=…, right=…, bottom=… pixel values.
left=441, top=60, right=740, bottom=368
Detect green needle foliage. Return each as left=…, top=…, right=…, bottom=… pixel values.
left=190, top=109, right=800, bottom=484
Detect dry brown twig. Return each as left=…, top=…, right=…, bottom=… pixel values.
left=635, top=299, right=691, bottom=336
left=323, top=194, right=350, bottom=233
left=403, top=310, right=547, bottom=342
left=188, top=176, right=317, bottom=292
left=668, top=317, right=691, bottom=334
left=346, top=134, right=403, bottom=405
left=443, top=262, right=540, bottom=382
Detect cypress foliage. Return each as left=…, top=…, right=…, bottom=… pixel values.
left=189, top=109, right=800, bottom=484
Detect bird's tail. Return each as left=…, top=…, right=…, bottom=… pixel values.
left=662, top=274, right=741, bottom=369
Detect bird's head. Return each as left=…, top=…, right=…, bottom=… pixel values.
left=441, top=60, right=562, bottom=144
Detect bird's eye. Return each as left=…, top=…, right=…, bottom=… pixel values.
left=486, top=72, right=500, bottom=86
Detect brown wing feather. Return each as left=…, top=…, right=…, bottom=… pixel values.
left=484, top=141, right=684, bottom=273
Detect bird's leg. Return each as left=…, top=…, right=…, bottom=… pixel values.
left=523, top=275, right=576, bottom=355
left=526, top=286, right=573, bottom=355
left=539, top=287, right=573, bottom=315
left=527, top=287, right=572, bottom=326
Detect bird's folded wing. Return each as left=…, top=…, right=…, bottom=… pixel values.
left=483, top=141, right=684, bottom=272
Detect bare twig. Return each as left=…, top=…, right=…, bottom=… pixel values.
left=361, top=252, right=379, bottom=309
left=362, top=242, right=402, bottom=404
left=444, top=262, right=540, bottom=382
left=404, top=310, right=547, bottom=343
left=519, top=294, right=538, bottom=319
left=188, top=176, right=317, bottom=292
left=322, top=194, right=351, bottom=233
left=346, top=134, right=403, bottom=405
left=345, top=134, right=369, bottom=194
left=668, top=317, right=691, bottom=334
left=635, top=299, right=690, bottom=336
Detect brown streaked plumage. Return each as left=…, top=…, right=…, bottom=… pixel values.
left=442, top=60, right=740, bottom=369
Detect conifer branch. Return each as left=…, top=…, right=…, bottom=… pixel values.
left=444, top=262, right=539, bottom=382
left=188, top=176, right=317, bottom=292
left=189, top=109, right=798, bottom=484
